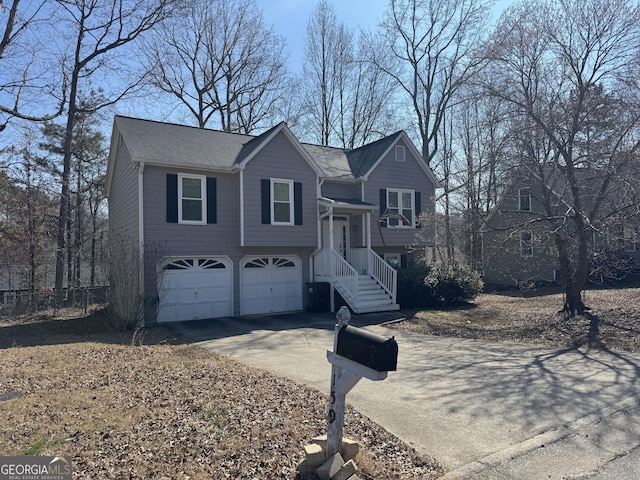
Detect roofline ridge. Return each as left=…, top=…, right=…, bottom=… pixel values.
left=115, top=114, right=256, bottom=138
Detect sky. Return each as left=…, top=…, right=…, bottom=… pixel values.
left=258, top=0, right=514, bottom=73
left=259, top=0, right=388, bottom=70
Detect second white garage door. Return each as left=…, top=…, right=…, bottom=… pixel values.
left=240, top=256, right=302, bottom=315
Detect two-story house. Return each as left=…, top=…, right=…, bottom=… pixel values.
left=105, top=116, right=441, bottom=323
left=481, top=166, right=639, bottom=287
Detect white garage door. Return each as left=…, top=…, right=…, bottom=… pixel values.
left=240, top=256, right=302, bottom=315
left=157, top=257, right=232, bottom=322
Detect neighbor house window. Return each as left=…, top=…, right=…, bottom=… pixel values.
left=387, top=188, right=414, bottom=228
left=395, top=145, right=406, bottom=162
left=179, top=174, right=206, bottom=224
left=624, top=225, right=637, bottom=252
left=519, top=188, right=531, bottom=212
left=520, top=231, right=533, bottom=257
left=271, top=179, right=294, bottom=225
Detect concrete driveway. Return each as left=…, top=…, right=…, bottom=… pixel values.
left=167, top=312, right=640, bottom=479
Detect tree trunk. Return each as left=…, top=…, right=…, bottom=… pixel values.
left=54, top=94, right=77, bottom=308
left=90, top=211, right=97, bottom=287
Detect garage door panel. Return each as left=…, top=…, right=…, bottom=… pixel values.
left=240, top=256, right=302, bottom=315
left=158, top=257, right=232, bottom=322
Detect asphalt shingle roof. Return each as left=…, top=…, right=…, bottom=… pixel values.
left=114, top=116, right=253, bottom=170
left=113, top=116, right=404, bottom=180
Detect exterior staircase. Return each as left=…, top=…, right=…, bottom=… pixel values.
left=345, top=274, right=399, bottom=313
left=312, top=247, right=399, bottom=314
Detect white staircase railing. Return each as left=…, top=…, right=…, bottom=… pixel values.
left=314, top=247, right=398, bottom=310
left=313, top=248, right=359, bottom=303
left=350, top=248, right=397, bottom=303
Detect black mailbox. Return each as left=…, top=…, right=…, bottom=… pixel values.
left=336, top=325, right=398, bottom=372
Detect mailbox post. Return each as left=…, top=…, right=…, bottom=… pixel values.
left=326, top=306, right=398, bottom=458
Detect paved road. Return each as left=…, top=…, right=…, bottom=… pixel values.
left=167, top=312, right=640, bottom=479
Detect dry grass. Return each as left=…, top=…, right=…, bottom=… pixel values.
left=393, top=287, right=640, bottom=352
left=0, top=309, right=443, bottom=479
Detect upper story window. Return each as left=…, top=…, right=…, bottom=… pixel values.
left=395, top=145, right=406, bottom=162
left=624, top=225, right=637, bottom=252
left=519, top=188, right=531, bottom=212
left=179, top=174, right=206, bottom=224
left=520, top=231, right=533, bottom=257
left=271, top=179, right=294, bottom=225
left=387, top=188, right=414, bottom=228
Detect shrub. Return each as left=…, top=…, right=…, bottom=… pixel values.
left=424, top=262, right=484, bottom=305
left=397, top=262, right=483, bottom=308
left=397, top=265, right=432, bottom=308
left=589, top=247, right=634, bottom=286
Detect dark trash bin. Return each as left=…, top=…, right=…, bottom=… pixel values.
left=306, top=282, right=330, bottom=313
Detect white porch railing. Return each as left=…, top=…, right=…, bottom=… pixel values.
left=313, top=248, right=359, bottom=303
left=350, top=248, right=397, bottom=303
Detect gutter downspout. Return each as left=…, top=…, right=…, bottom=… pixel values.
left=310, top=179, right=325, bottom=282
left=138, top=162, right=145, bottom=327
left=240, top=169, right=245, bottom=246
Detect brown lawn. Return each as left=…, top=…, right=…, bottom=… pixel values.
left=393, top=287, right=640, bottom=352
left=0, top=309, right=443, bottom=479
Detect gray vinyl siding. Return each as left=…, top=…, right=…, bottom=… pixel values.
left=364, top=139, right=436, bottom=248
left=482, top=227, right=558, bottom=286
left=242, top=131, right=318, bottom=247
left=141, top=166, right=239, bottom=299
left=482, top=181, right=568, bottom=286
left=108, top=142, right=139, bottom=251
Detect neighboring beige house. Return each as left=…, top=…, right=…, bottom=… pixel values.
left=481, top=167, right=639, bottom=287
left=105, top=116, right=441, bottom=323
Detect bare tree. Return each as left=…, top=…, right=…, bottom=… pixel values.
left=52, top=0, right=176, bottom=307
left=0, top=0, right=66, bottom=131
left=145, top=0, right=289, bottom=133
left=482, top=0, right=640, bottom=315
left=449, top=93, right=512, bottom=269
left=373, top=0, right=492, bottom=167
left=302, top=0, right=347, bottom=146
left=0, top=131, right=57, bottom=296
left=301, top=1, right=395, bottom=148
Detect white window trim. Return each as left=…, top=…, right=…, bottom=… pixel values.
left=178, top=173, right=206, bottom=225
left=386, top=188, right=415, bottom=229
left=395, top=145, right=406, bottom=162
left=270, top=178, right=294, bottom=226
left=520, top=231, right=533, bottom=257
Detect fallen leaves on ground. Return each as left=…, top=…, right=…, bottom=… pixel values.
left=392, top=287, right=640, bottom=352
left=0, top=340, right=444, bottom=479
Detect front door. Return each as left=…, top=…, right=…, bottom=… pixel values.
left=322, top=216, right=349, bottom=259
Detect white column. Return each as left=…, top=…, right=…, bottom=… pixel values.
left=329, top=208, right=334, bottom=250
left=366, top=212, right=371, bottom=249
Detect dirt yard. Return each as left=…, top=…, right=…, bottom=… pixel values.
left=0, top=310, right=443, bottom=479
left=392, top=287, right=640, bottom=353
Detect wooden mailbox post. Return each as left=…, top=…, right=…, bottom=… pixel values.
left=326, top=306, right=398, bottom=458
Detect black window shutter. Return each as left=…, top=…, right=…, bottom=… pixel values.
left=379, top=188, right=387, bottom=227
left=261, top=179, right=271, bottom=224
left=294, top=182, right=303, bottom=225
left=401, top=254, right=408, bottom=269
left=415, top=191, right=422, bottom=227
left=166, top=174, right=178, bottom=223
left=206, top=177, right=217, bottom=224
